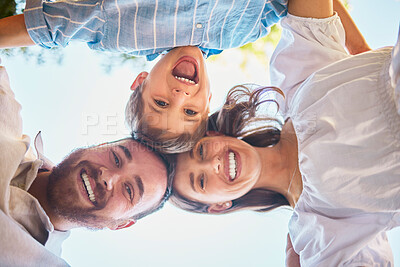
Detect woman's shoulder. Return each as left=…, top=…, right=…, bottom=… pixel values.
left=270, top=13, right=349, bottom=109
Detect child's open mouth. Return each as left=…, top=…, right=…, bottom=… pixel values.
left=172, top=56, right=199, bottom=85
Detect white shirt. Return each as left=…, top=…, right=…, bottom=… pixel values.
left=0, top=64, right=69, bottom=267
left=270, top=14, right=400, bottom=266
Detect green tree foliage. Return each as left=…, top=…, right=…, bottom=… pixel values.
left=237, top=24, right=281, bottom=70
left=194, top=24, right=282, bottom=71
left=0, top=0, right=16, bottom=19
left=96, top=51, right=147, bottom=73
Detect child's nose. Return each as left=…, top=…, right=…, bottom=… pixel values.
left=172, top=88, right=189, bottom=104
left=173, top=88, right=190, bottom=96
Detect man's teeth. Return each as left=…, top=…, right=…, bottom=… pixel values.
left=229, top=152, right=237, bottom=180
left=175, top=75, right=195, bottom=84
left=81, top=172, right=96, bottom=203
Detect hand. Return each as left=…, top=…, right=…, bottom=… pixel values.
left=285, top=233, right=300, bottom=267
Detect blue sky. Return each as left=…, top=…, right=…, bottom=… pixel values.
left=2, top=1, right=400, bottom=266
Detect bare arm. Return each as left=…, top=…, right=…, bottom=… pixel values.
left=0, top=14, right=35, bottom=49
left=333, top=0, right=371, bottom=54
left=288, top=0, right=333, bottom=18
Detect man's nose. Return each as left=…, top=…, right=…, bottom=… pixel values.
left=99, top=167, right=120, bottom=191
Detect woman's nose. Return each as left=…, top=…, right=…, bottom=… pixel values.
left=211, top=155, right=221, bottom=174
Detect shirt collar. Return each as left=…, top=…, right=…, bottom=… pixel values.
left=34, top=131, right=55, bottom=171
left=33, top=133, right=71, bottom=240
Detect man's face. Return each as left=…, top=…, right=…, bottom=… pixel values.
left=133, top=46, right=211, bottom=137
left=47, top=139, right=168, bottom=229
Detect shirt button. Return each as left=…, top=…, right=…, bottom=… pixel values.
left=196, top=23, right=203, bottom=29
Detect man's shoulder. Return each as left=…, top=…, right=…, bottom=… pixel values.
left=0, top=209, right=70, bottom=266
left=0, top=64, right=23, bottom=138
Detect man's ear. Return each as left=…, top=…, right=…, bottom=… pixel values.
left=109, top=219, right=136, bottom=230
left=207, top=201, right=232, bottom=214
left=130, top=71, right=148, bottom=91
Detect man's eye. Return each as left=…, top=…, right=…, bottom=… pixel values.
left=184, top=109, right=197, bottom=116
left=199, top=144, right=204, bottom=160
left=155, top=100, right=168, bottom=107
left=125, top=184, right=133, bottom=201
left=112, top=151, right=120, bottom=167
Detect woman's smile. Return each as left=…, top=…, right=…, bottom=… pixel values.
left=174, top=135, right=262, bottom=204
left=224, top=149, right=241, bottom=182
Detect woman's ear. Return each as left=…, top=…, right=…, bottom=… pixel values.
left=130, top=71, right=148, bottom=91
left=207, top=201, right=232, bottom=214
left=108, top=219, right=136, bottom=230
left=205, top=131, right=223, bottom=137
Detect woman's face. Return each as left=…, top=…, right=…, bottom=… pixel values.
left=173, top=135, right=262, bottom=204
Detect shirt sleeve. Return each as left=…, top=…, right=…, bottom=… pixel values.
left=23, top=0, right=179, bottom=59
left=0, top=211, right=70, bottom=266
left=24, top=0, right=106, bottom=49
left=45, top=230, right=71, bottom=257
left=0, top=65, right=23, bottom=138
left=391, top=26, right=400, bottom=113
left=289, top=210, right=394, bottom=266
left=270, top=13, right=349, bottom=107
left=23, top=0, right=288, bottom=60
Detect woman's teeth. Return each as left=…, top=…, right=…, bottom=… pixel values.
left=81, top=172, right=96, bottom=203
left=229, top=152, right=237, bottom=180
left=174, top=75, right=196, bottom=84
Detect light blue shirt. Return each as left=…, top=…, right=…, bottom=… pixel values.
left=24, top=0, right=287, bottom=60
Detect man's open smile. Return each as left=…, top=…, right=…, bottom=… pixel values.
left=77, top=168, right=101, bottom=207
left=80, top=170, right=96, bottom=203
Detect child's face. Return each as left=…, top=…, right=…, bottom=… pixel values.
left=132, top=47, right=211, bottom=136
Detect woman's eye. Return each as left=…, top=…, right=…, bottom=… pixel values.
left=200, top=175, right=205, bottom=190
left=112, top=151, right=120, bottom=167
left=155, top=100, right=168, bottom=107
left=184, top=109, right=197, bottom=116
left=125, top=184, right=133, bottom=201
left=199, top=144, right=204, bottom=159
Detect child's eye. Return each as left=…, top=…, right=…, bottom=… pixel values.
left=112, top=151, right=120, bottom=167
left=198, top=144, right=204, bottom=160
left=154, top=99, right=168, bottom=107
left=184, top=109, right=197, bottom=116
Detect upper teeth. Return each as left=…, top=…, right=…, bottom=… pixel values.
left=81, top=172, right=96, bottom=203
left=229, top=152, right=237, bottom=180
left=175, top=76, right=195, bottom=84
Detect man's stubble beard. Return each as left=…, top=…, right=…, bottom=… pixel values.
left=46, top=148, right=114, bottom=229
